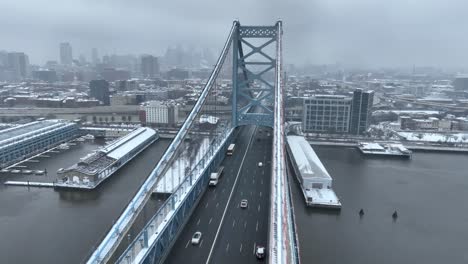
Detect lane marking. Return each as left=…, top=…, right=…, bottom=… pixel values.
left=252, top=179, right=255, bottom=184
left=197, top=218, right=201, bottom=226
left=200, top=239, right=204, bottom=248
left=256, top=221, right=259, bottom=232
left=250, top=191, right=252, bottom=196
left=261, top=179, right=263, bottom=185
left=258, top=204, right=260, bottom=212
left=209, top=217, right=212, bottom=225
left=226, top=243, right=230, bottom=252
left=216, top=202, right=219, bottom=208
left=240, top=243, right=243, bottom=253
left=185, top=240, right=190, bottom=249
left=260, top=191, right=262, bottom=197
left=232, top=219, right=236, bottom=228
left=205, top=202, right=209, bottom=208
left=205, top=126, right=257, bottom=264
left=253, top=242, right=256, bottom=255
left=244, top=221, right=247, bottom=229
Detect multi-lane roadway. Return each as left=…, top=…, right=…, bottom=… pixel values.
left=165, top=125, right=272, bottom=264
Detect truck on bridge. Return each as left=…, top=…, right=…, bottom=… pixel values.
left=209, top=166, right=224, bottom=186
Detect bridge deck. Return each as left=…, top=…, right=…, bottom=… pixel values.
left=165, top=125, right=272, bottom=264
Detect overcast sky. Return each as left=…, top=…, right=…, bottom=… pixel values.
left=1, top=0, right=467, bottom=68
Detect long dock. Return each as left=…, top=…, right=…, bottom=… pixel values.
left=4, top=181, right=55, bottom=188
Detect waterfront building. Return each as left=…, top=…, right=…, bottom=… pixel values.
left=302, top=95, right=352, bottom=133
left=349, top=89, right=374, bottom=135
left=56, top=127, right=158, bottom=189
left=286, top=135, right=341, bottom=208
left=89, top=80, right=110, bottom=105
left=0, top=120, right=78, bottom=168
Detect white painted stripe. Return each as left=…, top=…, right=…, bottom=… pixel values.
left=205, top=127, right=257, bottom=264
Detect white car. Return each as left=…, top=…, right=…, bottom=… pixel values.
left=256, top=245, right=266, bottom=259
left=191, top=231, right=202, bottom=245
left=240, top=199, right=248, bottom=208
left=258, top=162, right=263, bottom=167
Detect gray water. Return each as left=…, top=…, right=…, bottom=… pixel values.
left=292, top=146, right=468, bottom=264
left=0, top=139, right=171, bottom=264
left=1, top=142, right=467, bottom=263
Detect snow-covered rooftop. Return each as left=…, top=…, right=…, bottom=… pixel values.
left=104, top=127, right=157, bottom=160
left=360, top=142, right=385, bottom=150
left=287, top=135, right=331, bottom=180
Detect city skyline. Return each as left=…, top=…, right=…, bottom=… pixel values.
left=1, top=0, right=468, bottom=68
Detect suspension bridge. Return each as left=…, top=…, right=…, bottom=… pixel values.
left=86, top=20, right=300, bottom=264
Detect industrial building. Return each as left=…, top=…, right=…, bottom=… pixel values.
left=0, top=120, right=78, bottom=168
left=141, top=100, right=179, bottom=126
left=286, top=135, right=341, bottom=208
left=56, top=127, right=158, bottom=189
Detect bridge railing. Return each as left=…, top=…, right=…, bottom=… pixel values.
left=116, top=126, right=233, bottom=263
left=268, top=20, right=300, bottom=264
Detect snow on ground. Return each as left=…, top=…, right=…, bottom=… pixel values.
left=154, top=137, right=211, bottom=193
left=398, top=132, right=468, bottom=143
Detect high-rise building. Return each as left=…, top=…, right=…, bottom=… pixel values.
left=92, top=48, right=100, bottom=65
left=141, top=55, right=160, bottom=78
left=303, top=95, right=352, bottom=133
left=60, top=42, right=73, bottom=65
left=89, top=80, right=110, bottom=105
left=349, top=89, right=374, bottom=135
left=453, top=75, right=468, bottom=91
left=7, top=52, right=29, bottom=79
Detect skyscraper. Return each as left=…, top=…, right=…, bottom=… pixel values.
left=89, top=80, right=110, bottom=105
left=349, top=89, right=374, bottom=135
left=92, top=48, right=100, bottom=65
left=60, top=42, right=73, bottom=65
left=141, top=55, right=160, bottom=78
left=7, top=52, right=29, bottom=79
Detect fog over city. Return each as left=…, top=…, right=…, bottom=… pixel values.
left=1, top=0, right=468, bottom=68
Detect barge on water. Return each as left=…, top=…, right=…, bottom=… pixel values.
left=358, top=142, right=412, bottom=158
left=55, top=127, right=158, bottom=189
left=286, top=135, right=341, bottom=209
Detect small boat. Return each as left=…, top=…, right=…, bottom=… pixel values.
left=0, top=169, right=9, bottom=173
left=11, top=169, right=21, bottom=174
left=34, top=170, right=45, bottom=175
left=22, top=170, right=33, bottom=174
left=76, top=137, right=85, bottom=142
